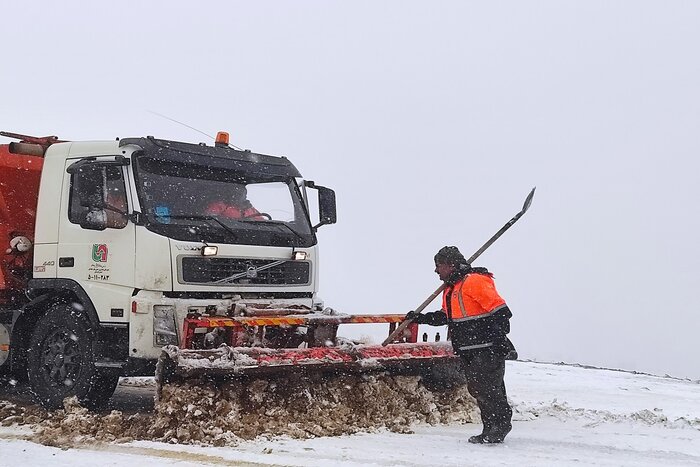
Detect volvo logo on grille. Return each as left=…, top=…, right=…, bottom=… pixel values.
left=182, top=257, right=309, bottom=285
left=245, top=264, right=258, bottom=279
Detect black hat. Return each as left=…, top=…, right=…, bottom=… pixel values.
left=434, top=246, right=468, bottom=266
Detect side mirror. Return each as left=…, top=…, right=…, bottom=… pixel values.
left=79, top=209, right=108, bottom=231
left=318, top=186, right=337, bottom=227
left=68, top=156, right=130, bottom=209
left=305, top=181, right=337, bottom=231
left=80, top=193, right=105, bottom=209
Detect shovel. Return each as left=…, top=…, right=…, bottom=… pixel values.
left=382, top=187, right=535, bottom=346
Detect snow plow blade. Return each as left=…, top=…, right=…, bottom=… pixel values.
left=155, top=342, right=461, bottom=399
left=156, top=310, right=468, bottom=398
left=152, top=312, right=473, bottom=439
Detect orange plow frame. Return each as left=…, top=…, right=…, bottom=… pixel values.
left=156, top=313, right=460, bottom=398
left=180, top=313, right=422, bottom=349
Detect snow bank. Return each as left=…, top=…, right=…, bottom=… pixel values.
left=153, top=373, right=479, bottom=445
left=0, top=373, right=477, bottom=448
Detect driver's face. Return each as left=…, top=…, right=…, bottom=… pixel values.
left=434, top=262, right=455, bottom=282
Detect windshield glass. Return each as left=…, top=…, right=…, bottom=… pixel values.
left=133, top=154, right=315, bottom=247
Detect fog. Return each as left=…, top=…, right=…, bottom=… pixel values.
left=2, top=1, right=698, bottom=378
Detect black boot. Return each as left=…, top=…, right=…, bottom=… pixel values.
left=468, top=422, right=493, bottom=444
left=482, top=423, right=512, bottom=443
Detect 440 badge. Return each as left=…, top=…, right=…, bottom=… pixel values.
left=92, top=244, right=108, bottom=262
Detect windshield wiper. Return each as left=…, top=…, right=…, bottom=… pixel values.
left=160, top=214, right=239, bottom=238
left=159, top=214, right=307, bottom=245
left=236, top=218, right=305, bottom=240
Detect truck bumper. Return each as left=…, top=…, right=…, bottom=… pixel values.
left=129, top=290, right=315, bottom=360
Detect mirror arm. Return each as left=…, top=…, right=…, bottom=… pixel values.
left=312, top=219, right=328, bottom=232
left=130, top=211, right=144, bottom=226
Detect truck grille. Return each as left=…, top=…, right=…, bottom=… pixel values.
left=180, top=257, right=310, bottom=285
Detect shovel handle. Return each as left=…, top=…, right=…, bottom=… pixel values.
left=381, top=284, right=445, bottom=346
left=381, top=188, right=535, bottom=347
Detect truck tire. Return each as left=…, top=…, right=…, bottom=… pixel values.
left=26, top=305, right=119, bottom=409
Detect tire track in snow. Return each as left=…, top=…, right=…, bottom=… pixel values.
left=0, top=431, right=283, bottom=467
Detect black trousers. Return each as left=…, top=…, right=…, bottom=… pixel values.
left=460, top=348, right=512, bottom=433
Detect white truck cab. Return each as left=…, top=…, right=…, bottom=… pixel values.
left=3, top=133, right=336, bottom=408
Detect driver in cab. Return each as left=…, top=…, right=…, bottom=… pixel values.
left=205, top=184, right=265, bottom=220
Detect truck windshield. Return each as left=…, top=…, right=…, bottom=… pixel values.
left=133, top=156, right=315, bottom=248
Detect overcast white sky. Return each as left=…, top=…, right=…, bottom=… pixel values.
left=2, top=1, right=699, bottom=379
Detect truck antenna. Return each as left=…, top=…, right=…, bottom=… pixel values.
left=147, top=110, right=242, bottom=150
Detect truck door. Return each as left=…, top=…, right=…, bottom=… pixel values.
left=56, top=156, right=135, bottom=323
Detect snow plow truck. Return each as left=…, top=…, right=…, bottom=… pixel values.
left=0, top=130, right=459, bottom=409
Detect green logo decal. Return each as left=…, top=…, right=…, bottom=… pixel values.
left=92, top=244, right=108, bottom=262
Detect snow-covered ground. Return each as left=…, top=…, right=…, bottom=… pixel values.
left=1, top=360, right=699, bottom=466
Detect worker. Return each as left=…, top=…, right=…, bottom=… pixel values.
left=406, top=246, right=514, bottom=444
left=205, top=184, right=266, bottom=220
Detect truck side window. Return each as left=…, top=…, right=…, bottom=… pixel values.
left=69, top=166, right=129, bottom=229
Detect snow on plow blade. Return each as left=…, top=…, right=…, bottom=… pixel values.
left=155, top=342, right=461, bottom=399
left=156, top=311, right=461, bottom=386
left=152, top=312, right=473, bottom=440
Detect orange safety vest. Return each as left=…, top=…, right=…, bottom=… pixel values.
left=442, top=273, right=506, bottom=322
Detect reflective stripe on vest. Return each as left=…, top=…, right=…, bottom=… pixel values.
left=458, top=342, right=494, bottom=351
left=452, top=280, right=469, bottom=320
left=451, top=303, right=507, bottom=322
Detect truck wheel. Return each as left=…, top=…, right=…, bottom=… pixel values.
left=26, top=305, right=119, bottom=409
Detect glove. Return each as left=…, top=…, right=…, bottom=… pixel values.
left=405, top=310, right=421, bottom=322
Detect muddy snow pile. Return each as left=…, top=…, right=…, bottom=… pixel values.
left=33, top=398, right=152, bottom=447
left=153, top=373, right=478, bottom=445
left=0, top=400, right=43, bottom=426
left=1, top=373, right=477, bottom=448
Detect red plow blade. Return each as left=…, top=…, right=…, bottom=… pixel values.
left=156, top=342, right=460, bottom=399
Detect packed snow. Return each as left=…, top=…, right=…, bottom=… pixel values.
left=1, top=360, right=699, bottom=466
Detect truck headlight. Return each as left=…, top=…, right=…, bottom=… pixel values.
left=202, top=245, right=218, bottom=256
left=153, top=305, right=178, bottom=346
